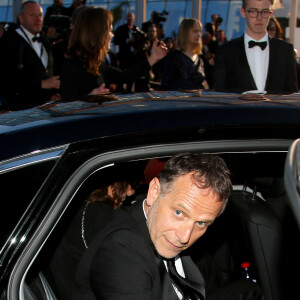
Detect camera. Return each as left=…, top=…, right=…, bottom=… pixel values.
left=152, top=10, right=168, bottom=24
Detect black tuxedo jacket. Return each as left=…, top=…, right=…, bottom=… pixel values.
left=0, top=29, right=55, bottom=109
left=73, top=200, right=205, bottom=300
left=213, top=35, right=298, bottom=94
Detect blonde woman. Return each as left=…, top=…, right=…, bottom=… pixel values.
left=162, top=18, right=211, bottom=90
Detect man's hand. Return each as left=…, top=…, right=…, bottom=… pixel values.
left=42, top=76, right=60, bottom=89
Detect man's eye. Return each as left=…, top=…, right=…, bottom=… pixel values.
left=174, top=210, right=182, bottom=216
left=262, top=9, right=271, bottom=15
left=197, top=221, right=206, bottom=227
left=249, top=9, right=257, bottom=13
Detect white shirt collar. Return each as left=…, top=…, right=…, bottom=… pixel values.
left=244, top=31, right=269, bottom=43
left=20, top=25, right=40, bottom=41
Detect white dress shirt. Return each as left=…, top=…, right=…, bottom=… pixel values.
left=244, top=32, right=269, bottom=92
left=16, top=25, right=48, bottom=69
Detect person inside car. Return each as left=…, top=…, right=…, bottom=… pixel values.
left=72, top=153, right=231, bottom=299
left=48, top=179, right=135, bottom=300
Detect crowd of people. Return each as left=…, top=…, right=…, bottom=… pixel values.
left=0, top=0, right=299, bottom=111
left=0, top=0, right=297, bottom=299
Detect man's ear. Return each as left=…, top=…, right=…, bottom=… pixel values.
left=146, top=177, right=161, bottom=207
left=240, top=7, right=246, bottom=18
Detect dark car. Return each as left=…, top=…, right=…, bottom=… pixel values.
left=0, top=90, right=300, bottom=300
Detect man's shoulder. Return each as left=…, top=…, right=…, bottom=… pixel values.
left=0, top=29, right=27, bottom=50
left=115, top=23, right=128, bottom=32
left=270, top=37, right=294, bottom=50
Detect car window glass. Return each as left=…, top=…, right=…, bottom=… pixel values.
left=0, top=160, right=55, bottom=246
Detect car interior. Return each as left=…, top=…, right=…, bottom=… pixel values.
left=19, top=149, right=300, bottom=300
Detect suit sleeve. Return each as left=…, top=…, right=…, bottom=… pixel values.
left=90, top=228, right=155, bottom=300
left=284, top=43, right=298, bottom=93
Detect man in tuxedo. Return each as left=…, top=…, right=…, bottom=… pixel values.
left=205, top=14, right=219, bottom=41
left=213, top=0, right=298, bottom=94
left=0, top=1, right=60, bottom=110
left=113, top=12, right=145, bottom=92
left=73, top=153, right=232, bottom=300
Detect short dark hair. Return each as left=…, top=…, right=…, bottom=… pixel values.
left=158, top=153, right=232, bottom=213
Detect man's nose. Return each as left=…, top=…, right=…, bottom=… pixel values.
left=256, top=12, right=263, bottom=19
left=176, top=224, right=193, bottom=245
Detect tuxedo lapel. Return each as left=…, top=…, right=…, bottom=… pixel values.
left=18, top=33, right=49, bottom=74
left=238, top=35, right=257, bottom=90
left=181, top=255, right=206, bottom=299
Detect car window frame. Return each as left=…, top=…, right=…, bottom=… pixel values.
left=5, top=138, right=293, bottom=300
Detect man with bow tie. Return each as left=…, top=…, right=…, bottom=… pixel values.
left=0, top=1, right=60, bottom=110
left=213, top=0, right=298, bottom=94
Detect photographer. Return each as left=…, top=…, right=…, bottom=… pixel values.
left=142, top=10, right=168, bottom=40
left=113, top=12, right=146, bottom=92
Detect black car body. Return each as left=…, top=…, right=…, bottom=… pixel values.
left=0, top=90, right=300, bottom=300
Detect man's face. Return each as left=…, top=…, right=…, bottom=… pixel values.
left=54, top=0, right=62, bottom=6
left=126, top=12, right=135, bottom=25
left=240, top=0, right=273, bottom=39
left=147, top=25, right=157, bottom=41
left=145, top=173, right=223, bottom=259
left=19, top=2, right=43, bottom=35
left=211, top=14, right=218, bottom=24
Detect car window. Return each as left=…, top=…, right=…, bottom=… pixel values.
left=9, top=145, right=294, bottom=300
left=0, top=160, right=56, bottom=246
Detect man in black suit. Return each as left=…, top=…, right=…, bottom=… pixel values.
left=213, top=0, right=298, bottom=94
left=113, top=12, right=145, bottom=92
left=44, top=0, right=69, bottom=23
left=73, top=153, right=232, bottom=300
left=0, top=1, right=60, bottom=110
left=205, top=14, right=219, bottom=41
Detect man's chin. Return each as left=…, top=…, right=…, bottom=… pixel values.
left=156, top=248, right=179, bottom=259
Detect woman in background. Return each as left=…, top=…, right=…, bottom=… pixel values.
left=60, top=7, right=167, bottom=99
left=267, top=16, right=283, bottom=39
left=162, top=18, right=212, bottom=91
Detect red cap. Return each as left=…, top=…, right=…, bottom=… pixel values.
left=241, top=262, right=250, bottom=268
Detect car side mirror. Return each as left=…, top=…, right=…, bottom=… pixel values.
left=284, top=138, right=300, bottom=231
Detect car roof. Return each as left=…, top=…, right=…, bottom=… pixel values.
left=0, top=91, right=300, bottom=160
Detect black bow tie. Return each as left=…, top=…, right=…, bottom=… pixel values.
left=248, top=40, right=267, bottom=50
left=32, top=36, right=42, bottom=43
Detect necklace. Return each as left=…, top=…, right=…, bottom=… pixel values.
left=81, top=201, right=89, bottom=249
